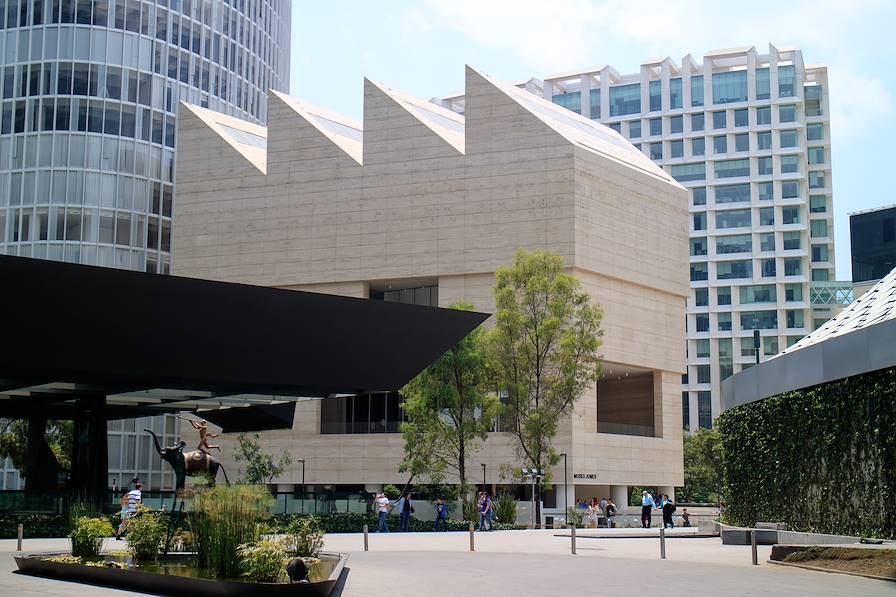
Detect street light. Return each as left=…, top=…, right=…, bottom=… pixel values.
left=481, top=463, right=487, bottom=490
left=521, top=468, right=545, bottom=529
left=560, top=453, right=568, bottom=513
left=298, top=458, right=306, bottom=514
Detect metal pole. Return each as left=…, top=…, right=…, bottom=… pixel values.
left=17, top=523, right=23, bottom=551
left=751, top=530, right=758, bottom=565
left=530, top=478, right=536, bottom=529
left=561, top=453, right=568, bottom=514
left=753, top=329, right=761, bottom=364
left=570, top=523, right=576, bottom=555
left=363, top=524, right=368, bottom=551
left=301, top=459, right=305, bottom=515
left=660, top=527, right=666, bottom=559
left=482, top=463, right=486, bottom=490
left=469, top=523, right=475, bottom=551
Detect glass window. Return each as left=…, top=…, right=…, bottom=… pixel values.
left=649, top=117, right=662, bottom=136
left=693, top=211, right=707, bottom=230
left=808, top=147, right=825, bottom=165
left=715, top=159, right=750, bottom=178
left=741, top=310, right=778, bottom=330
left=691, top=76, right=704, bottom=107
left=734, top=108, right=748, bottom=127
left=712, top=110, right=726, bottom=129
left=812, top=244, right=829, bottom=262
left=715, top=183, right=750, bottom=204
left=670, top=139, right=683, bottom=158
left=671, top=163, right=706, bottom=182
left=805, top=85, right=823, bottom=116
left=715, top=209, right=751, bottom=228
left=757, top=156, right=773, bottom=175
left=760, top=207, right=775, bottom=226
left=717, top=287, right=731, bottom=305
left=812, top=268, right=830, bottom=281
left=809, top=171, right=825, bottom=189
left=783, top=231, right=801, bottom=250
left=811, top=220, right=828, bottom=238
left=552, top=91, right=581, bottom=114
left=763, top=336, right=779, bottom=356
left=649, top=79, right=661, bottom=111
left=780, top=129, right=798, bottom=148
left=756, top=106, right=772, bottom=125
left=717, top=260, right=752, bottom=279
left=697, top=391, right=712, bottom=428
left=696, top=365, right=711, bottom=384
left=716, top=233, right=751, bottom=254
left=691, top=237, right=707, bottom=256
left=807, top=123, right=823, bottom=141
left=741, top=337, right=758, bottom=357
left=760, top=258, right=776, bottom=277
left=719, top=338, right=734, bottom=380
left=713, top=70, right=748, bottom=104
left=718, top=312, right=732, bottom=330
left=609, top=83, right=641, bottom=116
left=713, top=135, right=727, bottom=154
left=690, top=262, right=708, bottom=281
left=758, top=181, right=773, bottom=201
left=695, top=314, right=710, bottom=332
left=695, top=337, right=710, bottom=357
left=786, top=309, right=804, bottom=329
left=682, top=392, right=690, bottom=430
left=589, top=88, right=601, bottom=118
left=760, top=232, right=775, bottom=252
left=778, top=65, right=796, bottom=97
left=607, top=122, right=621, bottom=133
left=810, top=195, right=826, bottom=213
left=756, top=68, right=770, bottom=100
left=779, top=104, right=797, bottom=122
left=650, top=142, right=663, bottom=160
left=692, top=187, right=706, bottom=205
left=782, top=181, right=799, bottom=199
left=628, top=120, right=641, bottom=138
left=782, top=207, right=800, bottom=225
left=735, top=133, right=749, bottom=152
left=694, top=288, right=709, bottom=307
left=670, top=78, right=682, bottom=109
left=670, top=115, right=683, bottom=134
left=784, top=258, right=801, bottom=276
left=757, top=131, right=772, bottom=151
left=692, top=137, right=705, bottom=156
left=781, top=154, right=800, bottom=173
left=785, top=283, right=802, bottom=302
left=691, top=112, right=704, bottom=132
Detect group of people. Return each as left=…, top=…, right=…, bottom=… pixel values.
left=579, top=497, right=618, bottom=528
left=373, top=490, right=496, bottom=533
left=476, top=491, right=494, bottom=531
left=640, top=490, right=686, bottom=528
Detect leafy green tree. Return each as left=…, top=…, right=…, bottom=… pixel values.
left=233, top=432, right=292, bottom=484
left=490, top=250, right=603, bottom=523
left=400, top=303, right=498, bottom=501
left=0, top=418, right=72, bottom=476
left=676, top=427, right=724, bottom=503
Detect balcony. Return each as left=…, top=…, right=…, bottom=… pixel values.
left=810, top=281, right=854, bottom=306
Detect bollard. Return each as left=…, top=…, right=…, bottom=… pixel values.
left=751, top=530, right=758, bottom=565
left=17, top=523, right=23, bottom=551
left=363, top=524, right=368, bottom=552
left=571, top=524, right=576, bottom=555
left=469, top=524, right=475, bottom=552
left=660, top=527, right=666, bottom=559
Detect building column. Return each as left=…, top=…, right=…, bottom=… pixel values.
left=69, top=396, right=108, bottom=503
left=611, top=485, right=629, bottom=513
left=24, top=416, right=58, bottom=493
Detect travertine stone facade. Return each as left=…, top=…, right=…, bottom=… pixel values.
left=173, top=66, right=688, bottom=503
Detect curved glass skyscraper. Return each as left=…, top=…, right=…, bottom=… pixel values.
left=0, top=0, right=290, bottom=273
left=0, top=0, right=290, bottom=491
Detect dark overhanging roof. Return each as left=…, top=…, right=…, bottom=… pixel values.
left=0, top=255, right=489, bottom=419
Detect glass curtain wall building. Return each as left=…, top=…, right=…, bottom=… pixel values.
left=434, top=45, right=838, bottom=430
left=0, top=0, right=291, bottom=489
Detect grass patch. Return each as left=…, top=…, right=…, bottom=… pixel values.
left=784, top=547, right=896, bottom=579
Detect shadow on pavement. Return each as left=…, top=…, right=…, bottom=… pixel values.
left=330, top=566, right=351, bottom=596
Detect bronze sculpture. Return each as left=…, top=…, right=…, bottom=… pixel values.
left=178, top=416, right=221, bottom=453
left=145, top=428, right=229, bottom=491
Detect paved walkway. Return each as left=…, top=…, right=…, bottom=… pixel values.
left=2, top=531, right=891, bottom=596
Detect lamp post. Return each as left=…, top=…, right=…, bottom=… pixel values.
left=298, top=458, right=306, bottom=514
left=481, top=463, right=486, bottom=491
left=521, top=468, right=545, bottom=528
left=560, top=453, right=568, bottom=513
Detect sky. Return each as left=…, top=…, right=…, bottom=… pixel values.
left=291, top=0, right=896, bottom=279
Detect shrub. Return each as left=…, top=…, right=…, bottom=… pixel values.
left=283, top=516, right=323, bottom=558
left=462, top=498, right=480, bottom=523
left=237, top=538, right=288, bottom=583
left=190, top=485, right=272, bottom=579
left=126, top=506, right=167, bottom=561
left=382, top=484, right=401, bottom=500
left=69, top=516, right=114, bottom=559
left=492, top=493, right=517, bottom=525
left=565, top=507, right=584, bottom=527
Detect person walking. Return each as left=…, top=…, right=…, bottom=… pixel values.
left=605, top=499, right=617, bottom=528
left=478, top=491, right=491, bottom=531
left=116, top=482, right=142, bottom=539
left=588, top=498, right=600, bottom=528
left=640, top=490, right=654, bottom=528
left=375, top=492, right=391, bottom=533
left=681, top=508, right=691, bottom=527
left=395, top=492, right=413, bottom=532
left=661, top=494, right=676, bottom=529
left=434, top=498, right=449, bottom=531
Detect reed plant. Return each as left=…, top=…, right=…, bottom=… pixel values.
left=190, top=485, right=272, bottom=578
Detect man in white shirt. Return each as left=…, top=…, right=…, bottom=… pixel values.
left=116, top=482, right=142, bottom=539
left=375, top=493, right=391, bottom=532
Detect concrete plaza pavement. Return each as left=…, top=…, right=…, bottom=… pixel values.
left=2, top=530, right=891, bottom=596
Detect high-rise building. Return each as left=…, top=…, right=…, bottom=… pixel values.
left=0, top=0, right=291, bottom=490
left=850, top=205, right=896, bottom=286
left=437, top=44, right=845, bottom=430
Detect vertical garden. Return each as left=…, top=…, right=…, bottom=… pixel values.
left=717, top=367, right=895, bottom=539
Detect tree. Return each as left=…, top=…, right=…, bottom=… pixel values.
left=399, top=303, right=498, bottom=502
left=677, top=427, right=724, bottom=503
left=490, top=250, right=603, bottom=524
left=233, top=432, right=292, bottom=484
left=0, top=418, right=72, bottom=477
